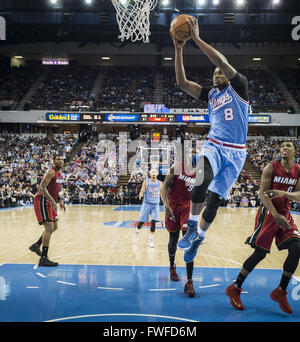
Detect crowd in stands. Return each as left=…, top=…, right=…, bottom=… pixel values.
left=0, top=64, right=42, bottom=110
left=30, top=66, right=98, bottom=111
left=277, top=67, right=300, bottom=107
left=0, top=63, right=297, bottom=113
left=241, top=68, right=290, bottom=113
left=1, top=130, right=299, bottom=212
left=92, top=67, right=155, bottom=112
left=0, top=133, right=76, bottom=208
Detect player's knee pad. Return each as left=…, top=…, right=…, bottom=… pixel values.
left=191, top=158, right=214, bottom=204
left=202, top=192, right=222, bottom=223
left=150, top=220, right=156, bottom=233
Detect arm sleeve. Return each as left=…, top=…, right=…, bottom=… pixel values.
left=229, top=72, right=249, bottom=102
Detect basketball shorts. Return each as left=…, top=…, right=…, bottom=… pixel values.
left=198, top=139, right=247, bottom=200
left=246, top=205, right=300, bottom=253
left=139, top=201, right=160, bottom=223
left=165, top=203, right=190, bottom=233
left=34, top=194, right=58, bottom=225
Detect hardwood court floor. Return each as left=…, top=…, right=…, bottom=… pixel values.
left=0, top=205, right=299, bottom=276
left=1, top=205, right=300, bottom=323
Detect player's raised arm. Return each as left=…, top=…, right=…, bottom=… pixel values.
left=172, top=37, right=203, bottom=99
left=186, top=16, right=236, bottom=80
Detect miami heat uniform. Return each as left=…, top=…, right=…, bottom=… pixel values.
left=34, top=167, right=63, bottom=225
left=247, top=160, right=300, bottom=252
left=165, top=164, right=196, bottom=233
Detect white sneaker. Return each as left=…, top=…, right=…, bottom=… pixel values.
left=148, top=235, right=154, bottom=248
left=133, top=229, right=139, bottom=243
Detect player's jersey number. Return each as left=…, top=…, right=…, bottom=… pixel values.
left=224, top=108, right=234, bottom=121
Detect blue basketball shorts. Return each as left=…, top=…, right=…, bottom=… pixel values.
left=198, top=139, right=247, bottom=200
left=139, top=201, right=160, bottom=223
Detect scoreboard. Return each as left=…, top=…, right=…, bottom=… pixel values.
left=140, top=114, right=176, bottom=122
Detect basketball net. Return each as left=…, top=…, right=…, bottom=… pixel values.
left=111, top=0, right=158, bottom=43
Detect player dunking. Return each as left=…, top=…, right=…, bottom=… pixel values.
left=173, top=17, right=249, bottom=263
left=161, top=160, right=196, bottom=297
left=226, top=140, right=300, bottom=314
left=29, top=155, right=66, bottom=266
left=134, top=169, right=161, bottom=248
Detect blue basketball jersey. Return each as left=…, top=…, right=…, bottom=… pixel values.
left=143, top=179, right=160, bottom=204
left=207, top=83, right=249, bottom=145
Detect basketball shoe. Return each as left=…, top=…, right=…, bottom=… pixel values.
left=170, top=264, right=180, bottom=281
left=225, top=283, right=245, bottom=311
left=183, top=236, right=204, bottom=263
left=184, top=280, right=196, bottom=297
left=177, top=220, right=198, bottom=250
left=270, top=287, right=293, bottom=314
left=29, top=243, right=42, bottom=256
left=38, top=257, right=59, bottom=267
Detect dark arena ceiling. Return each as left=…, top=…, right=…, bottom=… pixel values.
left=0, top=0, right=299, bottom=46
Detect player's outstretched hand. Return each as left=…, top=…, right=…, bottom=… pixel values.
left=171, top=36, right=186, bottom=50
left=186, top=16, right=200, bottom=41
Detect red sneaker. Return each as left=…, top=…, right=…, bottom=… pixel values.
left=170, top=264, right=180, bottom=281
left=270, top=287, right=293, bottom=314
left=225, top=283, right=245, bottom=311
left=184, top=280, right=196, bottom=297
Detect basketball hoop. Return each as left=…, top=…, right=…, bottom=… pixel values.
left=111, top=0, right=158, bottom=43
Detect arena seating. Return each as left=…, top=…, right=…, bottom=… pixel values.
left=0, top=63, right=295, bottom=113
left=92, top=66, right=155, bottom=112
left=277, top=67, right=300, bottom=106
left=1, top=130, right=298, bottom=209
left=0, top=65, right=42, bottom=109
left=30, top=66, right=98, bottom=110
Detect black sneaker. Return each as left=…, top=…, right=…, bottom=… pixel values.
left=38, top=257, right=59, bottom=267
left=29, top=243, right=42, bottom=256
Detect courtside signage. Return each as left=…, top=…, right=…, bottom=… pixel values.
left=46, top=113, right=80, bottom=121
left=104, top=114, right=139, bottom=122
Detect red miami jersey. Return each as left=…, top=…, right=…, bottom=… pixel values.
left=168, top=163, right=196, bottom=207
left=38, top=166, right=63, bottom=201
left=270, top=160, right=300, bottom=213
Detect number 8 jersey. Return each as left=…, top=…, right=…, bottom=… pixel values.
left=201, top=72, right=249, bottom=145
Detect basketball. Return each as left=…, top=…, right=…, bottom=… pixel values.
left=170, top=14, right=192, bottom=42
